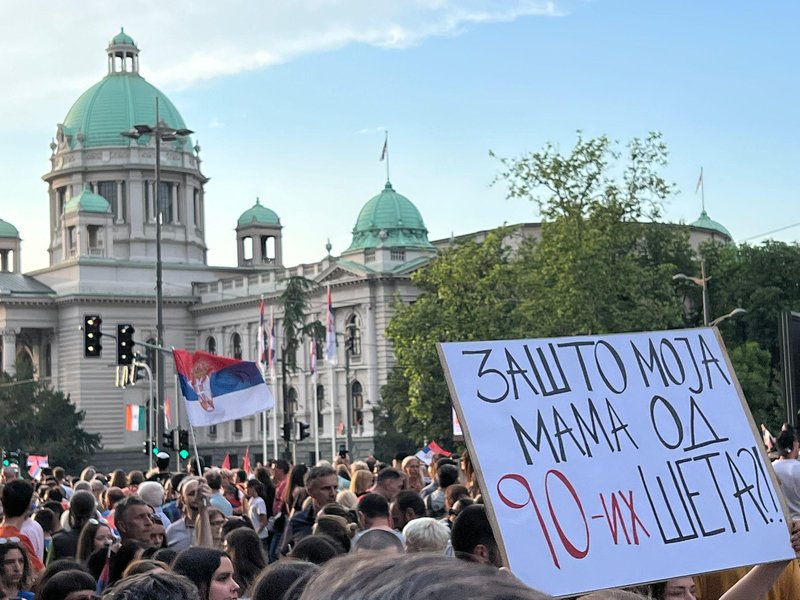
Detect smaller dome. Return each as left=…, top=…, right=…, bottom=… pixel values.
left=0, top=219, right=19, bottom=238
left=691, top=209, right=732, bottom=240
left=65, top=184, right=111, bottom=214
left=110, top=27, right=136, bottom=47
left=238, top=198, right=280, bottom=227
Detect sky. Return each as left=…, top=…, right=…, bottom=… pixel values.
left=1, top=1, right=798, bottom=273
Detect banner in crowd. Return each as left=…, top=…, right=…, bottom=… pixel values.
left=438, top=328, right=794, bottom=597
left=125, top=403, right=146, bottom=431
left=173, top=349, right=274, bottom=427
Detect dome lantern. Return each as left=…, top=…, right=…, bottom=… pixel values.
left=107, top=28, right=139, bottom=74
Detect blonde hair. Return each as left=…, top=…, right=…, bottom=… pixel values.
left=336, top=490, right=358, bottom=510
left=402, top=517, right=450, bottom=553
left=349, top=469, right=373, bottom=495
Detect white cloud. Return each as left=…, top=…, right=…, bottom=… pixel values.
left=355, top=127, right=387, bottom=135
left=0, top=1, right=559, bottom=127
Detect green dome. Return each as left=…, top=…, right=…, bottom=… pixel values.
left=347, top=181, right=433, bottom=251
left=0, top=219, right=19, bottom=238
left=238, top=198, right=280, bottom=227
left=110, top=28, right=136, bottom=46
left=691, top=209, right=733, bottom=240
left=64, top=184, right=111, bottom=214
left=61, top=32, right=188, bottom=149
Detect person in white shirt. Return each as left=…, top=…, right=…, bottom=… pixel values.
left=772, top=428, right=800, bottom=518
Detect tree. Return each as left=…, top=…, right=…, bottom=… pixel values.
left=0, top=360, right=102, bottom=473
left=728, top=342, right=783, bottom=430
left=280, top=276, right=324, bottom=372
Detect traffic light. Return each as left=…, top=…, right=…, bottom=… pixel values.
left=1, top=450, right=7, bottom=467
left=345, top=333, right=355, bottom=354
left=162, top=429, right=175, bottom=450
left=178, top=429, right=190, bottom=460
left=298, top=421, right=310, bottom=440
left=83, top=315, right=103, bottom=358
left=282, top=422, right=293, bottom=442
left=142, top=440, right=152, bottom=455
left=117, top=324, right=135, bottom=366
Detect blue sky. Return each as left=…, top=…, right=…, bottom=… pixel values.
left=1, top=1, right=798, bottom=272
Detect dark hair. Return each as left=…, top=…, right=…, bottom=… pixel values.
left=305, top=465, right=336, bottom=488
left=205, top=470, right=223, bottom=490
left=225, top=527, right=266, bottom=595
left=76, top=518, right=113, bottom=563
left=351, top=529, right=404, bottom=553
left=109, top=540, right=147, bottom=586
left=37, top=569, right=95, bottom=600
left=777, top=429, right=797, bottom=456
left=152, top=548, right=178, bottom=566
left=33, top=507, right=56, bottom=533
left=169, top=472, right=188, bottom=491
left=44, top=486, right=63, bottom=503
left=109, top=469, right=127, bottom=488
left=221, top=515, right=255, bottom=538
left=318, top=502, right=358, bottom=524
left=1, top=479, right=33, bottom=517
left=272, top=459, right=290, bottom=474
left=188, top=456, right=206, bottom=476
left=375, top=467, right=403, bottom=486
left=156, top=454, right=171, bottom=471
left=297, top=553, right=550, bottom=600
left=68, top=490, right=97, bottom=529
left=437, top=464, right=460, bottom=488
left=394, top=490, right=425, bottom=518
left=313, top=516, right=352, bottom=553
left=114, top=494, right=148, bottom=535
left=394, top=451, right=409, bottom=463
left=0, top=540, right=30, bottom=590
left=288, top=535, right=339, bottom=565
left=32, top=559, right=86, bottom=597
left=103, top=571, right=201, bottom=600
left=284, top=464, right=309, bottom=509
left=357, top=493, right=390, bottom=519
left=127, top=470, right=145, bottom=487
left=173, top=546, right=226, bottom=600
left=445, top=484, right=469, bottom=509
left=53, top=467, right=66, bottom=480
left=251, top=560, right=319, bottom=600
left=123, top=558, right=170, bottom=578
left=105, top=487, right=125, bottom=509
left=451, top=504, right=499, bottom=566
left=42, top=500, right=64, bottom=518
left=236, top=469, right=248, bottom=484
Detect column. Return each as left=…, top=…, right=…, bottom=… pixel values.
left=116, top=180, right=124, bottom=223
left=366, top=290, right=379, bottom=438
left=172, top=184, right=180, bottom=224
left=2, top=329, right=18, bottom=376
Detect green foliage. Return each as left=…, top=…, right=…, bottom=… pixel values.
left=374, top=366, right=416, bottom=460
left=0, top=360, right=102, bottom=473
left=280, top=276, right=320, bottom=372
left=728, top=342, right=783, bottom=430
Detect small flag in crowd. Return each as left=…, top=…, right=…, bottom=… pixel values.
left=415, top=440, right=452, bottom=465
left=221, top=454, right=230, bottom=470
left=125, top=404, right=146, bottom=432
left=95, top=542, right=113, bottom=595
left=325, top=285, right=337, bottom=365
left=173, top=349, right=274, bottom=427
left=268, top=307, right=277, bottom=383
left=243, top=447, right=251, bottom=474
left=26, top=455, right=49, bottom=479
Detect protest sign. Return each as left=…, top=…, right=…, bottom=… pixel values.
left=438, top=328, right=794, bottom=598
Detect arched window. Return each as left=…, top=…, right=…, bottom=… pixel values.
left=206, top=336, right=217, bottom=355
left=231, top=333, right=242, bottom=359
left=346, top=314, right=361, bottom=356
left=316, top=384, right=325, bottom=431
left=351, top=380, right=364, bottom=434
left=242, top=236, right=253, bottom=262
left=287, top=387, right=298, bottom=414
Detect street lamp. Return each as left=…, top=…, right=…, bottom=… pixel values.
left=673, top=260, right=711, bottom=326
left=121, top=97, right=193, bottom=452
left=709, top=308, right=747, bottom=328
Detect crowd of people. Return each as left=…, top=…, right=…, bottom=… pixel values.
left=0, top=448, right=797, bottom=600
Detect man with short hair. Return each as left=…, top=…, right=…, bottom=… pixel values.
left=52, top=467, right=73, bottom=500
left=425, top=464, right=459, bottom=518
left=0, top=480, right=44, bottom=571
left=353, top=492, right=404, bottom=547
left=451, top=504, right=502, bottom=567
left=279, top=465, right=337, bottom=554
left=115, top=495, right=155, bottom=544
left=391, top=490, right=425, bottom=532
left=204, top=470, right=233, bottom=517
left=369, top=467, right=404, bottom=502
left=165, top=476, right=213, bottom=551
left=138, top=481, right=172, bottom=526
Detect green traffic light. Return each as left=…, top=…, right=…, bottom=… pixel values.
left=152, top=446, right=160, bottom=456
left=179, top=449, right=189, bottom=460
left=2, top=459, right=8, bottom=467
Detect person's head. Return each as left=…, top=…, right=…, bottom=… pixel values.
left=224, top=527, right=266, bottom=594
left=1, top=479, right=33, bottom=518
left=451, top=504, right=501, bottom=568
left=288, top=535, right=340, bottom=564
left=104, top=486, right=125, bottom=511
left=777, top=429, right=799, bottom=458
left=150, top=520, right=166, bottom=547
left=122, top=558, right=170, bottom=578
left=297, top=552, right=550, bottom=600
left=208, top=508, right=226, bottom=547
left=115, top=495, right=155, bottom=543
left=138, top=481, right=166, bottom=510
left=449, top=497, right=474, bottom=523
left=373, top=468, right=404, bottom=501
left=153, top=547, right=178, bottom=566
left=445, top=484, right=469, bottom=510
left=246, top=479, right=264, bottom=500
left=127, top=470, right=145, bottom=488
left=109, top=540, right=147, bottom=586
left=271, top=459, right=290, bottom=482
left=391, top=490, right=425, bottom=531
left=31, top=559, right=86, bottom=596
left=187, top=456, right=206, bottom=476
left=68, top=490, right=97, bottom=529
left=349, top=469, right=374, bottom=495
left=76, top=518, right=114, bottom=562
left=335, top=490, right=358, bottom=510
left=156, top=452, right=171, bottom=472
left=103, top=571, right=201, bottom=600
left=90, top=479, right=105, bottom=502
left=437, top=464, right=460, bottom=489
left=174, top=547, right=239, bottom=600
left=305, top=466, right=338, bottom=509
left=351, top=529, right=405, bottom=555
left=37, top=569, right=95, bottom=600
left=0, top=539, right=28, bottom=592
left=205, top=470, right=223, bottom=492
left=400, top=456, right=421, bottom=475
left=178, top=476, right=203, bottom=514
left=403, top=517, right=450, bottom=553
left=357, top=493, right=391, bottom=529
left=251, top=560, right=319, bottom=600
left=33, top=507, right=56, bottom=535
left=53, top=467, right=66, bottom=482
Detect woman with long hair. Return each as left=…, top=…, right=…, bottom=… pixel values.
left=0, top=539, right=31, bottom=598
left=348, top=470, right=373, bottom=497
left=282, top=465, right=308, bottom=516
left=173, top=547, right=240, bottom=600
left=224, top=527, right=266, bottom=597
left=75, top=518, right=115, bottom=563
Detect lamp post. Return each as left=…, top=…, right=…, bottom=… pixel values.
left=121, top=98, right=193, bottom=454
left=709, top=308, right=748, bottom=328
left=673, top=262, right=746, bottom=328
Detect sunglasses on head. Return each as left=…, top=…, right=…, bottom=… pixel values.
left=0, top=537, right=20, bottom=544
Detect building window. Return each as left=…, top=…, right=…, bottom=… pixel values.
left=390, top=249, right=406, bottom=261
left=206, top=336, right=217, bottom=354
left=351, top=380, right=364, bottom=435
left=364, top=249, right=375, bottom=263
left=97, top=181, right=118, bottom=219
left=231, top=333, right=242, bottom=359
left=67, top=226, right=77, bottom=256
left=316, top=385, right=325, bottom=431
left=87, top=225, right=103, bottom=255
left=346, top=314, right=361, bottom=356
left=193, top=189, right=201, bottom=227
left=57, top=187, right=67, bottom=214
left=234, top=419, right=243, bottom=435
left=159, top=182, right=173, bottom=223
left=209, top=425, right=217, bottom=437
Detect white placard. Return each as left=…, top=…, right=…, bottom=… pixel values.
left=438, top=328, right=794, bottom=598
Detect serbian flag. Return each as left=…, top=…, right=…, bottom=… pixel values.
left=125, top=404, right=146, bottom=431
left=243, top=447, right=251, bottom=474
left=26, top=455, right=49, bottom=479
left=325, top=285, right=337, bottom=365
left=173, top=349, right=274, bottom=427
left=257, top=299, right=266, bottom=365
left=428, top=440, right=452, bottom=457
left=268, top=307, right=277, bottom=382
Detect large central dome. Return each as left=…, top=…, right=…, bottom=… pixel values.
left=61, top=29, right=187, bottom=148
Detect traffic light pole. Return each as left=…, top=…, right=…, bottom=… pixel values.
left=133, top=357, right=155, bottom=471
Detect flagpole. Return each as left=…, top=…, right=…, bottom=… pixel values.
left=174, top=374, right=182, bottom=472
left=189, top=424, right=203, bottom=476
left=383, top=130, right=390, bottom=182
left=329, top=362, right=336, bottom=461
left=312, top=354, right=319, bottom=463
